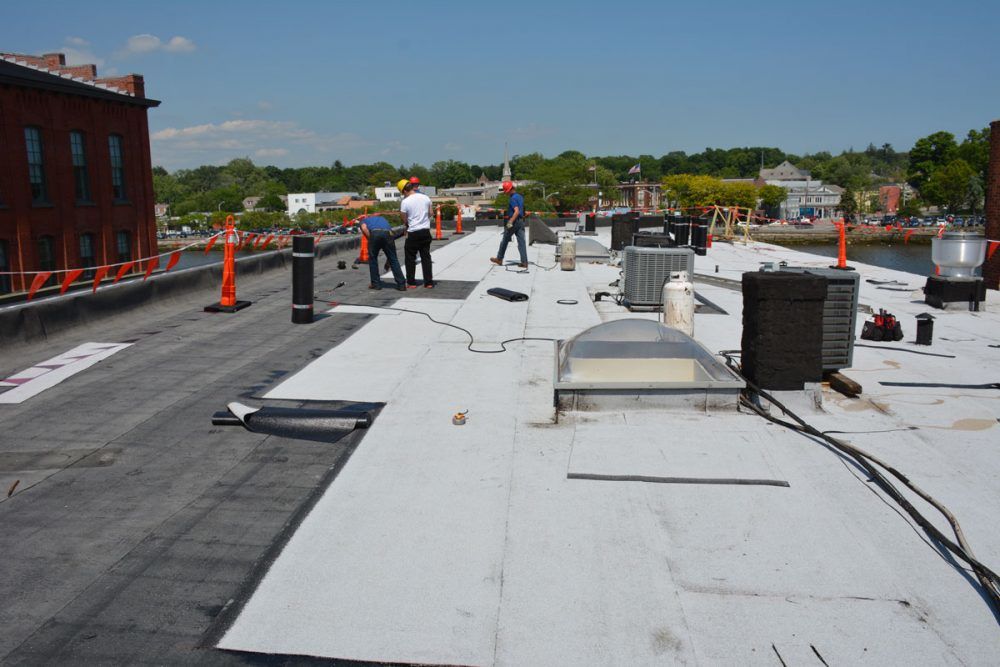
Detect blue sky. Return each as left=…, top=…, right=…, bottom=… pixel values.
left=3, top=0, right=997, bottom=170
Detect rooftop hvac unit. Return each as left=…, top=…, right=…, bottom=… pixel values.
left=622, top=246, right=695, bottom=308
left=760, top=265, right=860, bottom=371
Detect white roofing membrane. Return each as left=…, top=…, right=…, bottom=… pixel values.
left=219, top=227, right=1000, bottom=664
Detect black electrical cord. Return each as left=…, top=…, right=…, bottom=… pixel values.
left=719, top=351, right=1000, bottom=620
left=314, top=295, right=554, bottom=354
left=854, top=343, right=956, bottom=359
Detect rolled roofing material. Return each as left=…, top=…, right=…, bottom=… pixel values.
left=220, top=402, right=371, bottom=443
left=487, top=287, right=529, bottom=302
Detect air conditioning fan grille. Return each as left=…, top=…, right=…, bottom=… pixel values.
left=622, top=247, right=695, bottom=307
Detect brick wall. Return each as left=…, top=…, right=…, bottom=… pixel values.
left=985, top=120, right=1000, bottom=290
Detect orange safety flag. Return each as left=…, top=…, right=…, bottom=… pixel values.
left=59, top=269, right=85, bottom=294
left=260, top=234, right=274, bottom=248
left=92, top=266, right=110, bottom=293
left=114, top=261, right=135, bottom=284
left=884, top=225, right=892, bottom=232
left=165, top=250, right=182, bottom=272
left=27, top=272, right=52, bottom=301
left=904, top=230, right=915, bottom=244
left=988, top=241, right=1000, bottom=260
left=143, top=256, right=160, bottom=281
left=238, top=233, right=253, bottom=250
left=204, top=234, right=220, bottom=254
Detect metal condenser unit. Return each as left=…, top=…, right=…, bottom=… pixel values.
left=621, top=247, right=695, bottom=308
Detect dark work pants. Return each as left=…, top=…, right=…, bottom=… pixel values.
left=496, top=219, right=527, bottom=264
left=368, top=231, right=405, bottom=287
left=404, top=228, right=433, bottom=285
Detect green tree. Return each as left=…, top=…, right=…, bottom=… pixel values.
left=907, top=131, right=958, bottom=192
left=922, top=159, right=975, bottom=212
left=840, top=186, right=858, bottom=220
left=758, top=184, right=787, bottom=214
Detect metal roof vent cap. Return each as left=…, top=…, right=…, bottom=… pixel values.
left=932, top=231, right=987, bottom=278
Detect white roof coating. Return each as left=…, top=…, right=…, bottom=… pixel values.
left=218, top=228, right=1000, bottom=664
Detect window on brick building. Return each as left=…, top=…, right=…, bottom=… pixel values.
left=70, top=131, right=92, bottom=203
left=25, top=127, right=49, bottom=204
left=79, top=232, right=96, bottom=280
left=109, top=134, right=126, bottom=201
left=116, top=230, right=131, bottom=263
left=0, top=239, right=10, bottom=294
left=37, top=235, right=56, bottom=287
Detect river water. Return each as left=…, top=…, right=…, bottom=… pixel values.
left=786, top=243, right=935, bottom=277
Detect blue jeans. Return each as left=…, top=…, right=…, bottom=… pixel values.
left=496, top=220, right=527, bottom=264
left=368, top=230, right=405, bottom=287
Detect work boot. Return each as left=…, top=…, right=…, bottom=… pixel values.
left=518, top=262, right=528, bottom=269
left=490, top=257, right=502, bottom=266
left=396, top=284, right=406, bottom=292
left=368, top=284, right=382, bottom=290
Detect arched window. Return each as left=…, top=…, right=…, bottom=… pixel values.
left=37, top=235, right=56, bottom=287
left=70, top=131, right=92, bottom=202
left=25, top=127, right=49, bottom=204
left=116, top=230, right=131, bottom=263
left=79, top=232, right=96, bottom=280
left=0, top=239, right=10, bottom=294
left=109, top=134, right=127, bottom=201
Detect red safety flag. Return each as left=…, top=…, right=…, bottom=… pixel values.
left=143, top=256, right=160, bottom=281
left=904, top=230, right=915, bottom=244
left=260, top=234, right=274, bottom=248
left=204, top=234, right=220, bottom=254
left=59, top=269, right=85, bottom=295
left=988, top=241, right=1000, bottom=260
left=114, top=261, right=135, bottom=284
left=165, top=250, right=182, bottom=272
left=237, top=234, right=251, bottom=250
left=92, top=266, right=110, bottom=293
left=27, top=272, right=52, bottom=301
left=885, top=225, right=892, bottom=232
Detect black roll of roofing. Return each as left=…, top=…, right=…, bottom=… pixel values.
left=690, top=218, right=708, bottom=256
left=741, top=272, right=826, bottom=390
left=611, top=215, right=640, bottom=250
left=674, top=216, right=691, bottom=246
left=585, top=214, right=596, bottom=232
left=487, top=287, right=529, bottom=302
left=292, top=235, right=314, bottom=324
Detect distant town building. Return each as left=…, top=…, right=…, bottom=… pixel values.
left=615, top=182, right=661, bottom=210
left=0, top=52, right=160, bottom=295
left=374, top=185, right=437, bottom=203
left=286, top=192, right=360, bottom=216
left=759, top=160, right=842, bottom=219
left=154, top=203, right=169, bottom=218
left=242, top=196, right=262, bottom=212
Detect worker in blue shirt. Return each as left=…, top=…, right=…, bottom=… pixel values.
left=490, top=181, right=528, bottom=268
left=360, top=215, right=406, bottom=290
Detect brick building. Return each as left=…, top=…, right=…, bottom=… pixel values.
left=0, top=53, right=159, bottom=294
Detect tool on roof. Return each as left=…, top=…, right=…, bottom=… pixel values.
left=860, top=308, right=903, bottom=342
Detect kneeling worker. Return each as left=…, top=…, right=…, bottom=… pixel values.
left=361, top=214, right=406, bottom=291
left=490, top=181, right=527, bottom=268
left=398, top=179, right=435, bottom=288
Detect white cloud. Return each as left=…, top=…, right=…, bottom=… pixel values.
left=58, top=36, right=105, bottom=67
left=118, top=34, right=197, bottom=58
left=164, top=36, right=196, bottom=53
left=443, top=142, right=463, bottom=152
left=256, top=100, right=273, bottom=111
left=151, top=118, right=370, bottom=165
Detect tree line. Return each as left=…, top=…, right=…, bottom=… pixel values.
left=152, top=127, right=990, bottom=217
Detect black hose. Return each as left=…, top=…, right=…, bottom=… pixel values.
left=315, top=297, right=553, bottom=354
left=854, top=344, right=956, bottom=358
left=719, top=351, right=1000, bottom=620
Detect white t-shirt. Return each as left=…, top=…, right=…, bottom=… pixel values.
left=400, top=192, right=432, bottom=232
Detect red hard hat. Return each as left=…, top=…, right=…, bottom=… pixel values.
left=409, top=176, right=420, bottom=184
left=501, top=181, right=514, bottom=193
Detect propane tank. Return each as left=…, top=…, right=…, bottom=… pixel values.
left=662, top=271, right=694, bottom=336
left=560, top=235, right=576, bottom=271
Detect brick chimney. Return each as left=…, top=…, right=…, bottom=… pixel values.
left=985, top=120, right=1000, bottom=290
left=42, top=53, right=66, bottom=68
left=95, top=73, right=145, bottom=98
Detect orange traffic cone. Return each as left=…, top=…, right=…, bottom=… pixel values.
left=205, top=215, right=251, bottom=312
left=357, top=233, right=369, bottom=263
left=454, top=206, right=464, bottom=235
left=831, top=220, right=852, bottom=271
left=435, top=206, right=443, bottom=240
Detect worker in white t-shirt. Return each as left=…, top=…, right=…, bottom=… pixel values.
left=397, top=179, right=434, bottom=288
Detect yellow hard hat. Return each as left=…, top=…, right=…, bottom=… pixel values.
left=397, top=179, right=410, bottom=193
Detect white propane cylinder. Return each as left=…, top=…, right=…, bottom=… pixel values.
left=662, top=271, right=694, bottom=336
left=560, top=236, right=577, bottom=271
